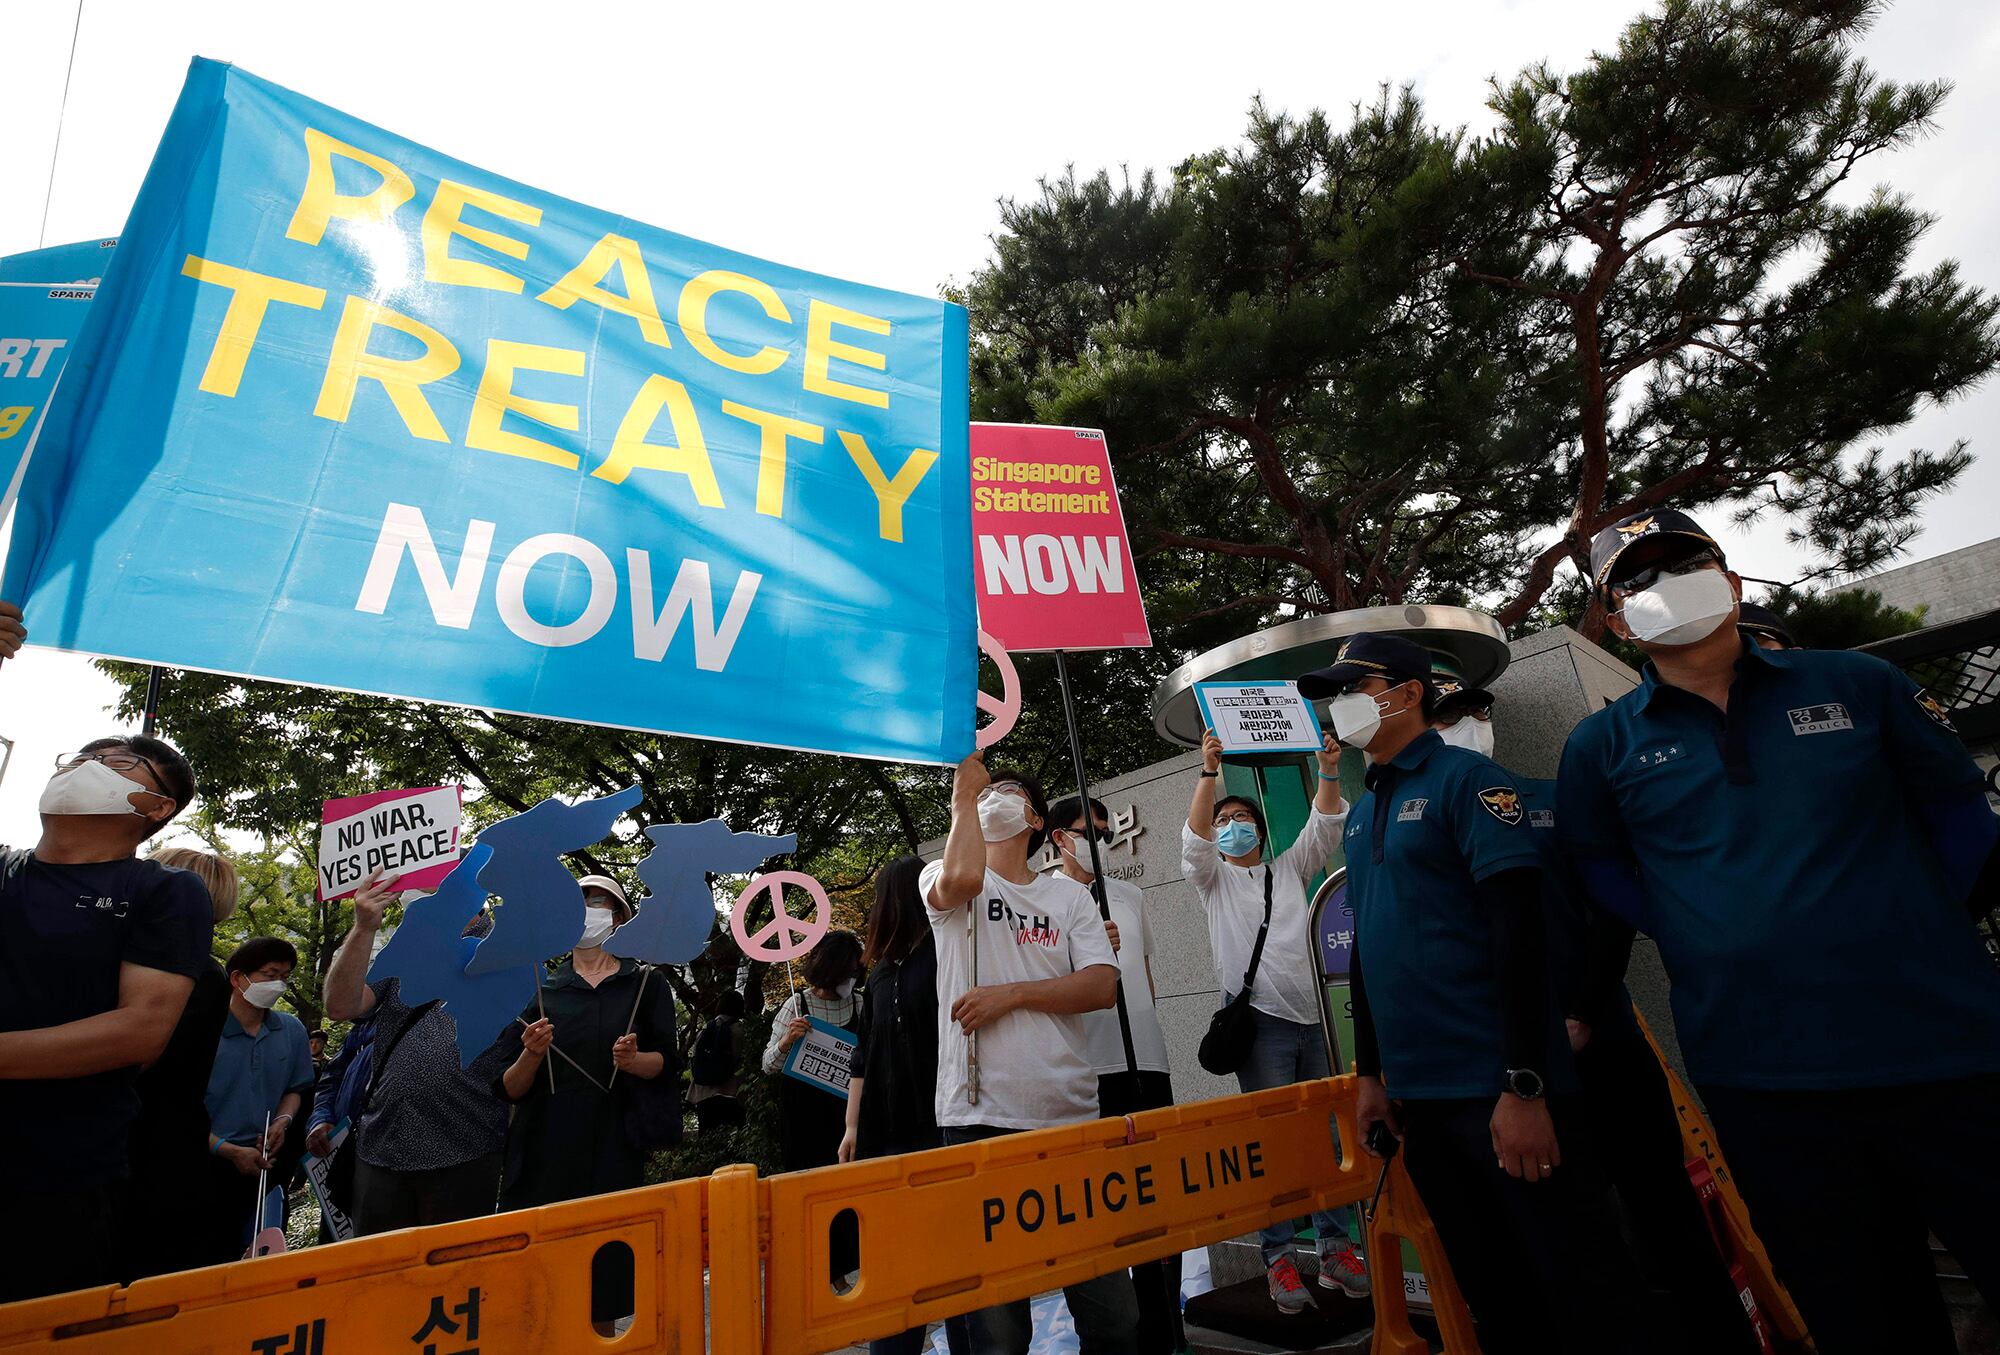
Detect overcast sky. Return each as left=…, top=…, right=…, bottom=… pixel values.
left=2, top=0, right=1996, bottom=842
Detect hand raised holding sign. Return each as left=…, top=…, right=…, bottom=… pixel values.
left=0, top=600, right=24, bottom=663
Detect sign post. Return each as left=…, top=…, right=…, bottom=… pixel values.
left=970, top=422, right=1152, bottom=1077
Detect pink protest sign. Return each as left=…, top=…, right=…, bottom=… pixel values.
left=970, top=423, right=1152, bottom=653
left=317, top=785, right=464, bottom=900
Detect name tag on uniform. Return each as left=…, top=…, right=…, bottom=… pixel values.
left=1397, top=798, right=1427, bottom=822
left=1528, top=809, right=1554, bottom=829
left=1633, top=744, right=1686, bottom=770
left=1787, top=703, right=1853, bottom=736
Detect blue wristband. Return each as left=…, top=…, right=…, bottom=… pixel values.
left=1318, top=771, right=1339, bottom=781
left=209, top=1137, right=225, bottom=1155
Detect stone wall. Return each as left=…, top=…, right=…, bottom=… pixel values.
left=1832, top=536, right=2000, bottom=626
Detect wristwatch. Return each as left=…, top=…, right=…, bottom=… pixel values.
left=1503, top=1067, right=1546, bottom=1100
left=1199, top=770, right=1219, bottom=779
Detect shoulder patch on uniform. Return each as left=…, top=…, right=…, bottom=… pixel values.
left=1477, top=786, right=1524, bottom=826
left=1915, top=688, right=1956, bottom=732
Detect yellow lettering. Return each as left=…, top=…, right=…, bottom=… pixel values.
left=180, top=256, right=327, bottom=396
left=536, top=234, right=670, bottom=349
left=596, top=375, right=723, bottom=505
left=838, top=431, right=935, bottom=542
left=679, top=270, right=790, bottom=376
left=286, top=128, right=416, bottom=246
left=466, top=340, right=584, bottom=470
left=804, top=301, right=891, bottom=408
left=721, top=401, right=823, bottom=517
left=422, top=181, right=542, bottom=293
left=314, top=296, right=460, bottom=442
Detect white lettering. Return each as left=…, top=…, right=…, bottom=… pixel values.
left=979, top=534, right=1028, bottom=595
left=1059, top=535, right=1124, bottom=593
left=1025, top=534, right=1067, bottom=594
left=495, top=533, right=616, bottom=647
left=627, top=551, right=761, bottom=670
left=354, top=502, right=494, bottom=628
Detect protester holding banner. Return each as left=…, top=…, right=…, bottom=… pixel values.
left=124, top=846, right=240, bottom=1281
left=1181, top=732, right=1368, bottom=1310
left=0, top=734, right=210, bottom=1302
left=195, top=937, right=316, bottom=1264
left=323, top=870, right=512, bottom=1235
left=923, top=755, right=1136, bottom=1355
left=763, top=928, right=865, bottom=1286
left=489, top=876, right=677, bottom=1334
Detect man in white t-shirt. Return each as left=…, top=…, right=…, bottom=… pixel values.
left=923, top=753, right=1133, bottom=1355
left=1181, top=731, right=1369, bottom=1311
left=1048, top=792, right=1179, bottom=1355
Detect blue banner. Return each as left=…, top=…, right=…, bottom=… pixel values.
left=0, top=238, right=118, bottom=286
left=0, top=237, right=116, bottom=503
left=5, top=60, right=975, bottom=764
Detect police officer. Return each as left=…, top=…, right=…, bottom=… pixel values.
left=1299, top=633, right=1646, bottom=1355
left=1733, top=600, right=1797, bottom=651
left=1430, top=674, right=1760, bottom=1354
left=1557, top=508, right=2000, bottom=1355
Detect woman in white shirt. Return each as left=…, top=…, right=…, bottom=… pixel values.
left=1181, top=731, right=1369, bottom=1312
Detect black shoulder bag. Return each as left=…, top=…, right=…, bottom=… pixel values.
left=1197, top=864, right=1275, bottom=1076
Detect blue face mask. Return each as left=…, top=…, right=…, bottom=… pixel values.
left=1216, top=820, right=1261, bottom=858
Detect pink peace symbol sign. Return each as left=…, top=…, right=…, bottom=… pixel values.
left=731, top=870, right=832, bottom=962
left=976, top=629, right=1022, bottom=750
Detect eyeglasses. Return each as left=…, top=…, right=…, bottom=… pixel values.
left=1610, top=548, right=1721, bottom=598
left=56, top=749, right=166, bottom=791
left=1063, top=826, right=1110, bottom=844
left=1435, top=705, right=1493, bottom=725
left=1213, top=810, right=1258, bottom=827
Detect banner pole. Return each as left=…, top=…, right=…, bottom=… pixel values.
left=1053, top=649, right=1139, bottom=1077
left=141, top=666, right=164, bottom=737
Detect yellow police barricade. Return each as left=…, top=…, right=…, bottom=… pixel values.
left=758, top=1077, right=1479, bottom=1355
left=0, top=1174, right=710, bottom=1355
left=1635, top=1013, right=1813, bottom=1351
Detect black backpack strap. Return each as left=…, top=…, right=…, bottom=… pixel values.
left=1238, top=865, right=1276, bottom=995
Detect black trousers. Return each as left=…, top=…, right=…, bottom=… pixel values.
left=351, top=1152, right=501, bottom=1236
left=1575, top=1031, right=1761, bottom=1355
left=1702, top=1074, right=2000, bottom=1355
left=1398, top=1095, right=1651, bottom=1355
left=1099, top=1070, right=1184, bottom=1355
left=0, top=1181, right=123, bottom=1303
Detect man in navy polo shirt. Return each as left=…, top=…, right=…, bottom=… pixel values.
left=1301, top=633, right=1645, bottom=1355
left=1557, top=507, right=2000, bottom=1355
left=1433, top=676, right=1758, bottom=1353
left=0, top=731, right=213, bottom=1301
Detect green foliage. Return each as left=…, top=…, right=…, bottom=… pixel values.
left=970, top=0, right=1998, bottom=643
left=1761, top=585, right=1926, bottom=650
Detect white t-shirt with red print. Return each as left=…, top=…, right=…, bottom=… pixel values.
left=921, top=861, right=1118, bottom=1130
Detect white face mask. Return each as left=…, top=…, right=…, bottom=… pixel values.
left=836, top=978, right=856, bottom=1000
left=1326, top=693, right=1382, bottom=748
left=578, top=908, right=616, bottom=949
left=241, top=979, right=285, bottom=1010
left=1620, top=568, right=1736, bottom=646
left=977, top=789, right=1032, bottom=842
left=39, top=758, right=159, bottom=818
left=1438, top=719, right=1495, bottom=758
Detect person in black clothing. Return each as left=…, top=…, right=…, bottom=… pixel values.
left=839, top=856, right=967, bottom=1355
left=764, top=928, right=865, bottom=1286
left=687, top=989, right=748, bottom=1133
left=122, top=846, right=240, bottom=1282
left=492, top=875, right=678, bottom=1334
left=0, top=733, right=211, bottom=1303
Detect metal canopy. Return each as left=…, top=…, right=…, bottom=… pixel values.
left=1150, top=604, right=1512, bottom=759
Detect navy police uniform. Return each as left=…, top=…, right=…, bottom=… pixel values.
left=1309, top=631, right=1646, bottom=1355
left=1560, top=506, right=2000, bottom=1355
